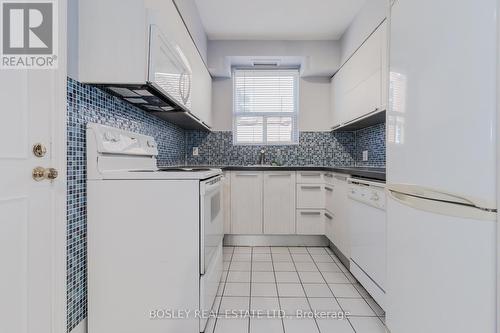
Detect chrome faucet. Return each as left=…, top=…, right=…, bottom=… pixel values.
left=258, top=149, right=266, bottom=165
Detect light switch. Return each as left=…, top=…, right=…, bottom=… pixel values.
left=192, top=147, right=199, bottom=156
left=362, top=150, right=368, bottom=161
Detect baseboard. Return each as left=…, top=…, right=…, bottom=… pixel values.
left=223, top=234, right=329, bottom=247
left=69, top=318, right=87, bottom=333
left=328, top=240, right=350, bottom=269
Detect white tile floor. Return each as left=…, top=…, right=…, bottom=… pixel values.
left=206, top=246, right=387, bottom=333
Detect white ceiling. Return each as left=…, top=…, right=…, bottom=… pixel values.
left=194, top=0, right=366, bottom=40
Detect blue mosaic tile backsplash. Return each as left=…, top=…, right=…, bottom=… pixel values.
left=66, top=77, right=385, bottom=332
left=184, top=126, right=385, bottom=168
left=184, top=131, right=356, bottom=167
left=354, top=123, right=386, bottom=167
left=66, top=78, right=185, bottom=332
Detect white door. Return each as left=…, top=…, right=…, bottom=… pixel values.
left=0, top=1, right=67, bottom=333
left=263, top=171, right=296, bottom=234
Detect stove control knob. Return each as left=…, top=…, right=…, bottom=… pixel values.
left=104, top=132, right=119, bottom=142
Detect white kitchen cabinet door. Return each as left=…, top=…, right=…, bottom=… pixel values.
left=297, top=184, right=325, bottom=209
left=324, top=211, right=335, bottom=242
left=324, top=173, right=335, bottom=242
left=296, top=210, right=326, bottom=235
left=332, top=174, right=351, bottom=258
left=330, top=20, right=387, bottom=128
left=343, top=69, right=382, bottom=121
left=324, top=183, right=335, bottom=214
left=297, top=171, right=324, bottom=184
left=263, top=172, right=296, bottom=234
left=222, top=171, right=231, bottom=234
left=330, top=74, right=343, bottom=128
left=230, top=172, right=263, bottom=234
left=191, top=56, right=213, bottom=128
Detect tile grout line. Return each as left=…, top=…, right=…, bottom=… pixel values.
left=287, top=247, right=323, bottom=333
left=324, top=248, right=387, bottom=327
left=270, top=248, right=286, bottom=333
left=247, top=247, right=253, bottom=333
left=306, top=247, right=358, bottom=333
left=213, top=246, right=235, bottom=333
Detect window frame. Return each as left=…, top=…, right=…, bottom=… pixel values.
left=232, top=68, right=300, bottom=146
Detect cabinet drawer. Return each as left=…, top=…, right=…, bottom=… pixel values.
left=324, top=183, right=334, bottom=213
left=297, top=184, right=325, bottom=209
left=297, top=171, right=323, bottom=184
left=323, top=172, right=335, bottom=185
left=296, top=210, right=326, bottom=235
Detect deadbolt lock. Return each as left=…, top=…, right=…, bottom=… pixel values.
left=33, top=143, right=47, bottom=157
left=33, top=167, right=58, bottom=181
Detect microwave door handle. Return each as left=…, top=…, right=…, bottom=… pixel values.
left=184, top=73, right=191, bottom=103
left=179, top=72, right=186, bottom=104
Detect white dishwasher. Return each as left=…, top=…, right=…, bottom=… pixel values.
left=347, top=178, right=386, bottom=309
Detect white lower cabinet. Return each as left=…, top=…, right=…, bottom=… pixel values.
left=296, top=210, right=326, bottom=235
left=297, top=184, right=325, bottom=209
left=230, top=172, right=263, bottom=234
left=296, top=171, right=324, bottom=184
left=324, top=210, right=335, bottom=240
left=324, top=183, right=334, bottom=213
left=263, top=172, right=296, bottom=234
left=225, top=170, right=353, bottom=250
left=331, top=174, right=351, bottom=258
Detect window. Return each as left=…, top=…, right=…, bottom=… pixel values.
left=233, top=69, right=299, bottom=145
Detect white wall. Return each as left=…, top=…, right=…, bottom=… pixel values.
left=207, top=40, right=341, bottom=77
left=173, top=0, right=208, bottom=63
left=211, top=77, right=331, bottom=132
left=339, top=0, right=387, bottom=64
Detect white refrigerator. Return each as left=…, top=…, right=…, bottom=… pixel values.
left=386, top=0, right=497, bottom=332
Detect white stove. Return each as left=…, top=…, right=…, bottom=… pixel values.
left=86, top=123, right=223, bottom=333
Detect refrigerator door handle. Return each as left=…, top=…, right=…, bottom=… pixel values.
left=387, top=189, right=497, bottom=221
left=387, top=184, right=496, bottom=212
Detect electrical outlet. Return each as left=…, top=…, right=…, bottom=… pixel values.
left=362, top=150, right=368, bottom=161
left=192, top=147, right=199, bottom=156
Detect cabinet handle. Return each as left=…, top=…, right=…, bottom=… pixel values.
left=324, top=212, right=333, bottom=220
left=300, top=211, right=321, bottom=216
left=324, top=186, right=333, bottom=192
left=236, top=174, right=259, bottom=177
left=268, top=173, right=292, bottom=177
left=324, top=173, right=333, bottom=178
left=301, top=186, right=321, bottom=190
left=334, top=175, right=348, bottom=181
left=300, top=173, right=321, bottom=177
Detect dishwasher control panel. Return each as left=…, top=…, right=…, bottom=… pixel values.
left=348, top=179, right=386, bottom=210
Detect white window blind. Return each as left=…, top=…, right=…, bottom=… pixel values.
left=233, top=69, right=299, bottom=145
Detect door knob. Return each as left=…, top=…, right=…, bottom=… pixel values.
left=32, top=143, right=47, bottom=157
left=33, top=167, right=58, bottom=181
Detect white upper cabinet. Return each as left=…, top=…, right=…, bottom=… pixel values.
left=330, top=20, right=388, bottom=128
left=75, top=0, right=212, bottom=127
left=263, top=172, right=296, bottom=234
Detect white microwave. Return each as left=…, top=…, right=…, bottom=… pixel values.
left=148, top=24, right=192, bottom=111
